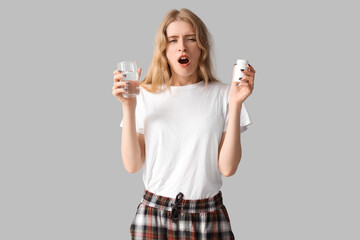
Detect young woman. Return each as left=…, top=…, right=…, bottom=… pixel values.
left=112, top=8, right=256, bottom=239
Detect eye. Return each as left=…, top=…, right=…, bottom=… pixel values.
left=188, top=38, right=196, bottom=42
left=168, top=39, right=176, bottom=43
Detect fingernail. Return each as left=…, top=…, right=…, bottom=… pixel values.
left=241, top=69, right=244, bottom=71
left=236, top=83, right=239, bottom=86
left=122, top=74, right=127, bottom=77
left=126, top=81, right=130, bottom=85
left=239, top=77, right=242, bottom=80
left=118, top=70, right=122, bottom=73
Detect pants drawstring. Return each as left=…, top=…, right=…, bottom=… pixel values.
left=170, top=192, right=184, bottom=220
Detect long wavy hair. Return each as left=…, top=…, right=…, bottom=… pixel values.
left=140, top=8, right=220, bottom=93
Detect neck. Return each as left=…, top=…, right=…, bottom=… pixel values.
left=170, top=72, right=200, bottom=86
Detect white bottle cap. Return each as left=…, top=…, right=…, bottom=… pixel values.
left=236, top=59, right=248, bottom=66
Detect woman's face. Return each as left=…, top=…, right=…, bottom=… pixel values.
left=165, top=21, right=201, bottom=80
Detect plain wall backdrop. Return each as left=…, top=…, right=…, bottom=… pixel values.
left=1, top=0, right=359, bottom=239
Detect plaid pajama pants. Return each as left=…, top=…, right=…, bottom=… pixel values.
left=130, top=189, right=235, bottom=239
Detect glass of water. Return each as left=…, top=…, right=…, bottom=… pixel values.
left=117, top=60, right=140, bottom=98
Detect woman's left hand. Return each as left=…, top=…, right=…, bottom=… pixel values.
left=229, top=63, right=256, bottom=106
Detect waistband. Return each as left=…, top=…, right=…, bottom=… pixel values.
left=140, top=189, right=224, bottom=214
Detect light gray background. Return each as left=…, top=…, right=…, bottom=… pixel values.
left=1, top=0, right=359, bottom=239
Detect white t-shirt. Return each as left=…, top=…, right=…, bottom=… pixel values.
left=120, top=80, right=252, bottom=199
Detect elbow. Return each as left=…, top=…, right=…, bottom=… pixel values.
left=127, top=169, right=138, bottom=174
left=218, top=150, right=241, bottom=177
left=125, top=165, right=141, bottom=174
left=222, top=169, right=237, bottom=177
left=219, top=157, right=241, bottom=177
left=219, top=164, right=238, bottom=177
left=122, top=156, right=143, bottom=174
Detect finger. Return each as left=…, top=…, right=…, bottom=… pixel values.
left=113, top=69, right=123, bottom=75
left=232, top=81, right=239, bottom=87
left=112, top=86, right=126, bottom=94
left=241, top=67, right=255, bottom=77
left=247, top=63, right=256, bottom=74
left=235, top=79, right=254, bottom=92
left=114, top=84, right=129, bottom=91
left=115, top=81, right=129, bottom=88
left=114, top=87, right=127, bottom=93
left=114, top=73, right=128, bottom=84
left=235, top=78, right=249, bottom=84
left=236, top=81, right=250, bottom=86
left=238, top=75, right=253, bottom=83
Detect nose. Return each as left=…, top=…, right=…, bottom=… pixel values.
left=178, top=39, right=187, bottom=52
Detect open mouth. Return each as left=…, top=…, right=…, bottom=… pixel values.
left=177, top=55, right=190, bottom=66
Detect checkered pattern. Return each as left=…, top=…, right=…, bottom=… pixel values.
left=130, top=190, right=235, bottom=239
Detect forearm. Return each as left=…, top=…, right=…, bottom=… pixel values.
left=121, top=106, right=142, bottom=173
left=218, top=103, right=242, bottom=177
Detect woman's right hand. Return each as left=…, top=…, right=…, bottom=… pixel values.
left=112, top=68, right=142, bottom=107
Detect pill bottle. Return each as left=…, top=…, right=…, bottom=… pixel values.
left=233, top=59, right=249, bottom=82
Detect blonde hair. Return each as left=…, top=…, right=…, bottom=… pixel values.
left=140, top=8, right=220, bottom=93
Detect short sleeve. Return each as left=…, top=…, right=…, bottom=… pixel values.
left=223, top=85, right=252, bottom=133
left=119, top=94, right=144, bottom=134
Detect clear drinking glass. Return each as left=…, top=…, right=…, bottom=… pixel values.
left=117, top=60, right=140, bottom=98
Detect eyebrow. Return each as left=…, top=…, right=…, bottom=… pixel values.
left=167, top=34, right=196, bottom=39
